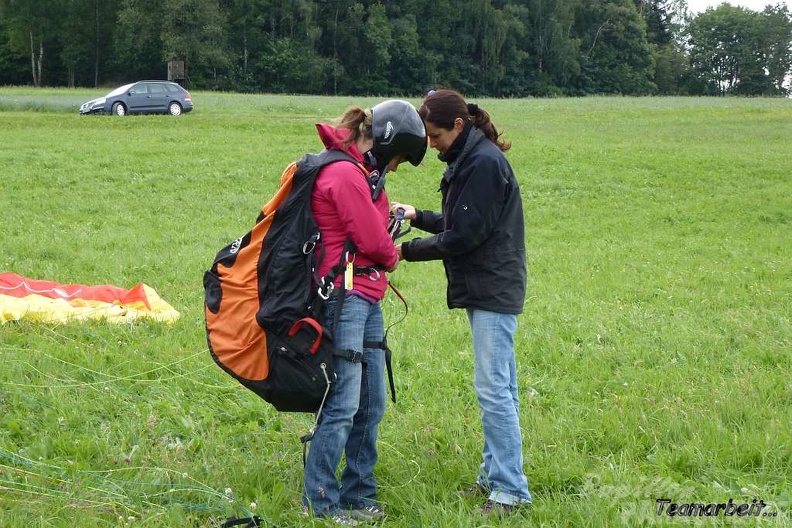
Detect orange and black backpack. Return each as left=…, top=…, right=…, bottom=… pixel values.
left=203, top=149, right=366, bottom=414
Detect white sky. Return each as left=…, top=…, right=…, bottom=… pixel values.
left=686, top=0, right=791, bottom=13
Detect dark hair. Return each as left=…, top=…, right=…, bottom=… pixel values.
left=336, top=106, right=373, bottom=149
left=418, top=89, right=510, bottom=152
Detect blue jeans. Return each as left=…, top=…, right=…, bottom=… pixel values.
left=467, top=308, right=532, bottom=506
left=303, top=295, right=386, bottom=515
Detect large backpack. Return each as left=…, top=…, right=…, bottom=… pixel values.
left=203, top=149, right=366, bottom=413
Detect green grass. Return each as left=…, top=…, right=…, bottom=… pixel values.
left=0, top=89, right=790, bottom=527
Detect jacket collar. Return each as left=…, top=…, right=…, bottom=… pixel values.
left=438, top=121, right=473, bottom=164
left=441, top=125, right=486, bottom=185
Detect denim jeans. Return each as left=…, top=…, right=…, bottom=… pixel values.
left=303, top=294, right=386, bottom=516
left=467, top=308, right=532, bottom=506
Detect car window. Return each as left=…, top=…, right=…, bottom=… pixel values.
left=148, top=83, right=166, bottom=95
left=107, top=83, right=135, bottom=97
left=131, top=83, right=148, bottom=95
left=164, top=84, right=180, bottom=94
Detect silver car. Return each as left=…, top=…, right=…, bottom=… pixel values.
left=79, top=81, right=193, bottom=116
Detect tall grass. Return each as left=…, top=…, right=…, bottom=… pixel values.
left=0, top=90, right=790, bottom=527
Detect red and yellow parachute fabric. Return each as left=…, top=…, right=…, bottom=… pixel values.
left=0, top=272, right=180, bottom=324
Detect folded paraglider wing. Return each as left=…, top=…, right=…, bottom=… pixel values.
left=0, top=272, right=179, bottom=324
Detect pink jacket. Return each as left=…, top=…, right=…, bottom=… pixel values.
left=311, top=124, right=397, bottom=302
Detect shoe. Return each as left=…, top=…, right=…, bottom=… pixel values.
left=349, top=503, right=385, bottom=522
left=480, top=499, right=517, bottom=518
left=329, top=512, right=361, bottom=526
left=301, top=506, right=361, bottom=526
left=460, top=483, right=487, bottom=497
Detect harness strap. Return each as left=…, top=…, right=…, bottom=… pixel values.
left=369, top=283, right=408, bottom=404
left=364, top=338, right=396, bottom=404
left=334, top=348, right=363, bottom=364
left=309, top=234, right=327, bottom=303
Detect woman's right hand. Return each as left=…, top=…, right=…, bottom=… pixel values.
left=390, top=202, right=416, bottom=220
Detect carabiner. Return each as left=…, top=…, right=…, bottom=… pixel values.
left=318, top=278, right=334, bottom=300
left=303, top=233, right=321, bottom=255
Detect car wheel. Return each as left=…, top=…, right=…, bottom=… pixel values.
left=168, top=102, right=183, bottom=116
left=112, top=102, right=127, bottom=116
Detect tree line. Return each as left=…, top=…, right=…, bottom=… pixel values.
left=0, top=0, right=790, bottom=97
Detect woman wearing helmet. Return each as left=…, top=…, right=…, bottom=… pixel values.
left=303, top=100, right=426, bottom=524
left=392, top=89, right=531, bottom=517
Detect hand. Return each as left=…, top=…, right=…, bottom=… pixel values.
left=395, top=243, right=404, bottom=261
left=390, top=202, right=416, bottom=220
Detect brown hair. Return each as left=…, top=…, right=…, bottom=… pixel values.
left=418, top=89, right=510, bottom=152
left=335, top=106, right=373, bottom=149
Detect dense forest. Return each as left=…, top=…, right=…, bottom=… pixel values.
left=0, top=0, right=790, bottom=96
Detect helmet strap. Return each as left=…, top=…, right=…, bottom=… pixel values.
left=368, top=165, right=389, bottom=202
left=363, top=149, right=389, bottom=201
left=363, top=149, right=379, bottom=170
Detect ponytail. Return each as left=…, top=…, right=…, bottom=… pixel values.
left=467, top=102, right=510, bottom=152
left=336, top=106, right=373, bottom=149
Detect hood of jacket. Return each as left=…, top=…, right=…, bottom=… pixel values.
left=315, top=123, right=370, bottom=168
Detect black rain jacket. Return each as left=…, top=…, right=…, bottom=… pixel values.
left=401, top=126, right=526, bottom=314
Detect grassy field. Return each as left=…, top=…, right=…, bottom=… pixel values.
left=0, top=88, right=790, bottom=527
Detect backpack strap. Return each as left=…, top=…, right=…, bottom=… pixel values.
left=323, top=238, right=357, bottom=332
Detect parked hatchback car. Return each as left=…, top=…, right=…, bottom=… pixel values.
left=79, top=81, right=193, bottom=116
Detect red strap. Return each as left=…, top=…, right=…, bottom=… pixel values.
left=287, top=317, right=323, bottom=354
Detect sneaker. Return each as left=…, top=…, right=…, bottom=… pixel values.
left=480, top=499, right=517, bottom=518
left=349, top=504, right=385, bottom=522
left=329, top=512, right=361, bottom=526
left=301, top=506, right=361, bottom=526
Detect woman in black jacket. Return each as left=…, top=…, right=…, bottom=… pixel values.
left=392, top=89, right=531, bottom=517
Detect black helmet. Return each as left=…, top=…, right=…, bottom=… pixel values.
left=370, top=100, right=427, bottom=170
